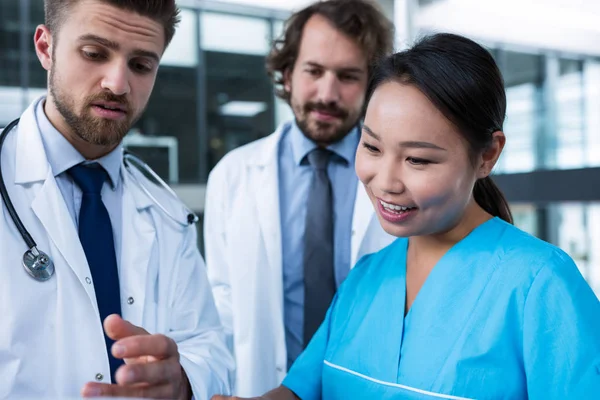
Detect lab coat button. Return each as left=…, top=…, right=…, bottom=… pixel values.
left=276, top=366, right=283, bottom=373
left=85, top=277, right=92, bottom=284
left=95, top=373, right=104, bottom=381
left=127, top=297, right=134, bottom=305
left=351, top=229, right=356, bottom=236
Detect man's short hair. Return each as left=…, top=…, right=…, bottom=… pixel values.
left=44, top=0, right=180, bottom=48
left=266, top=0, right=395, bottom=104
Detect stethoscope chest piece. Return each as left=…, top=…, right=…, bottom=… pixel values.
left=22, top=248, right=54, bottom=281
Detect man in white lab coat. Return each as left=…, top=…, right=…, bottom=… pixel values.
left=204, top=0, right=395, bottom=396
left=0, top=0, right=232, bottom=398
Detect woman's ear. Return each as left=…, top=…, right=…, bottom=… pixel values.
left=477, top=131, right=506, bottom=179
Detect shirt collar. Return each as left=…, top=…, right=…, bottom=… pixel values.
left=289, top=120, right=360, bottom=167
left=35, top=97, right=122, bottom=190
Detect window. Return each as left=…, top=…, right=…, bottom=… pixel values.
left=496, top=51, right=543, bottom=174
left=201, top=12, right=276, bottom=174
left=554, top=58, right=585, bottom=169
left=130, top=9, right=200, bottom=184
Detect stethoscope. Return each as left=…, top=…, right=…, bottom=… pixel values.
left=0, top=118, right=198, bottom=282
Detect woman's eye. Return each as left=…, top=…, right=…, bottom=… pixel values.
left=407, top=157, right=431, bottom=165
left=362, top=142, right=380, bottom=153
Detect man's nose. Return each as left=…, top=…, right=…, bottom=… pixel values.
left=100, top=62, right=131, bottom=96
left=316, top=72, right=341, bottom=105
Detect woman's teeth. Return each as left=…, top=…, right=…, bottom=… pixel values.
left=380, top=200, right=414, bottom=213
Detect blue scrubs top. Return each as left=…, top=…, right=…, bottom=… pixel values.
left=283, top=217, right=600, bottom=399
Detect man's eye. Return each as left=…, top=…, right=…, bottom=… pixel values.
left=340, top=74, right=359, bottom=82
left=132, top=63, right=152, bottom=73
left=82, top=51, right=104, bottom=60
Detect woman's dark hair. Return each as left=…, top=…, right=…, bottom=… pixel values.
left=266, top=0, right=394, bottom=104
left=366, top=33, right=513, bottom=224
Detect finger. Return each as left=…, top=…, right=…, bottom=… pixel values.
left=112, top=334, right=178, bottom=360
left=104, top=314, right=149, bottom=341
left=81, top=382, right=172, bottom=399
left=115, top=358, right=180, bottom=386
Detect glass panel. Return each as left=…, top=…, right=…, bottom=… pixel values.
left=511, top=202, right=599, bottom=299
left=272, top=19, right=285, bottom=40
left=587, top=204, right=600, bottom=297
left=272, top=19, right=294, bottom=127
left=500, top=83, right=538, bottom=173
left=0, top=0, right=20, bottom=88
left=126, top=9, right=200, bottom=184
left=496, top=51, right=543, bottom=174
left=554, top=58, right=585, bottom=169
left=161, top=9, right=198, bottom=68
left=29, top=0, right=46, bottom=89
left=510, top=203, right=538, bottom=237
left=550, top=203, right=598, bottom=298
left=0, top=87, right=24, bottom=127
left=127, top=66, right=198, bottom=183
left=0, top=86, right=47, bottom=126
left=205, top=50, right=275, bottom=171
left=583, top=59, right=600, bottom=167
left=201, top=12, right=270, bottom=55
left=275, top=96, right=294, bottom=127
left=203, top=14, right=275, bottom=174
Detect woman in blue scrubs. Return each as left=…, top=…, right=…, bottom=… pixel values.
left=213, top=33, right=600, bottom=400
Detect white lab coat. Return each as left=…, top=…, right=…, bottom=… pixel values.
left=204, top=123, right=395, bottom=397
left=0, top=99, right=233, bottom=399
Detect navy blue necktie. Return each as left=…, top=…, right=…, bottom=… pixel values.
left=303, top=148, right=336, bottom=347
left=68, top=163, right=123, bottom=381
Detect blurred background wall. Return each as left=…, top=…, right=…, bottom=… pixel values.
left=1, top=0, right=599, bottom=296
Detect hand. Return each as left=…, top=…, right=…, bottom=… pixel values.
left=81, top=314, right=192, bottom=399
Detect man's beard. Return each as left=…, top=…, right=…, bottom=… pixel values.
left=49, top=67, right=139, bottom=148
left=293, top=99, right=361, bottom=145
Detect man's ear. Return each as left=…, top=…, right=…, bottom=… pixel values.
left=283, top=67, right=292, bottom=94
left=34, top=25, right=54, bottom=71
left=477, top=131, right=506, bottom=179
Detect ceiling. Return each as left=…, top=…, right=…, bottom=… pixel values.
left=416, top=0, right=600, bottom=57
left=214, top=0, right=315, bottom=11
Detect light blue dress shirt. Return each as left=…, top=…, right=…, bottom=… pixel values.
left=278, top=121, right=359, bottom=368
left=34, top=97, right=124, bottom=266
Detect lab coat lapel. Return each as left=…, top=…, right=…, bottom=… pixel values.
left=31, top=173, right=93, bottom=298
left=118, top=166, right=156, bottom=327
left=251, top=130, right=284, bottom=285
left=18, top=111, right=101, bottom=314
left=350, top=183, right=375, bottom=267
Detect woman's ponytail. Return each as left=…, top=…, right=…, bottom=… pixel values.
left=473, top=176, right=513, bottom=224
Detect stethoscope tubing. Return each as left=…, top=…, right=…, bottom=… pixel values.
left=0, top=118, right=38, bottom=250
